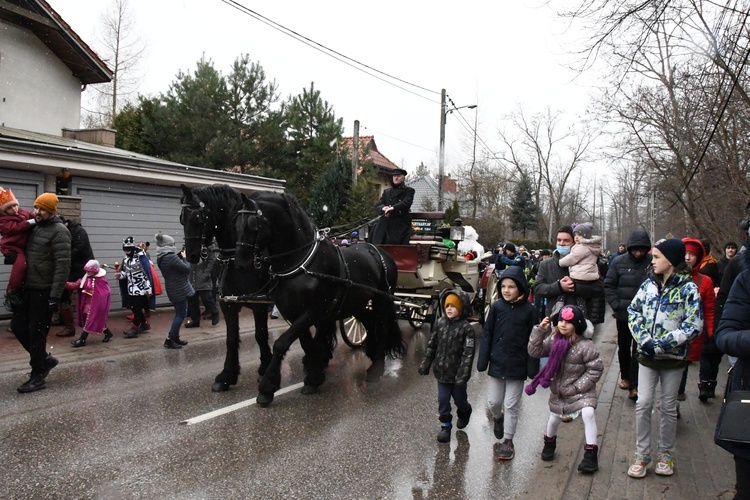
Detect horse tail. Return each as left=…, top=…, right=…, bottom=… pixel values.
left=373, top=246, right=405, bottom=359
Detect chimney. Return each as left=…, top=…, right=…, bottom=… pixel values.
left=62, top=128, right=116, bottom=147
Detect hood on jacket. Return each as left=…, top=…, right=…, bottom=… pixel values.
left=626, top=229, right=652, bottom=251
left=682, top=237, right=706, bottom=274
left=439, top=288, right=472, bottom=319
left=498, top=265, right=529, bottom=299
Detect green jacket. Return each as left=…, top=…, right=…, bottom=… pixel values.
left=24, top=215, right=71, bottom=300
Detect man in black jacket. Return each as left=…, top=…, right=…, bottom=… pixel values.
left=371, top=168, right=415, bottom=245
left=55, top=217, right=94, bottom=337
left=604, top=229, right=652, bottom=400
left=11, top=193, right=71, bottom=393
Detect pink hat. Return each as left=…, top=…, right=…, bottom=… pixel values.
left=84, top=259, right=106, bottom=278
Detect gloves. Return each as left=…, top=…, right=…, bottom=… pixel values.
left=418, top=366, right=429, bottom=376
left=48, top=299, right=59, bottom=314
left=641, top=339, right=655, bottom=357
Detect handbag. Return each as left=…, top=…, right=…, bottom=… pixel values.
left=715, top=370, right=750, bottom=446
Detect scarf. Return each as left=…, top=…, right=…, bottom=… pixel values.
left=525, top=333, right=573, bottom=395
left=156, top=245, right=177, bottom=258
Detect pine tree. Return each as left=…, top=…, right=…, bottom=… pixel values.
left=510, top=173, right=541, bottom=238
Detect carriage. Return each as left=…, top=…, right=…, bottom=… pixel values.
left=339, top=212, right=485, bottom=348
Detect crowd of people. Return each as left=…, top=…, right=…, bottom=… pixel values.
left=0, top=188, right=227, bottom=393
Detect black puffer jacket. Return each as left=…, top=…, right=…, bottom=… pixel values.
left=478, top=266, right=538, bottom=380
left=25, top=215, right=71, bottom=299
left=604, top=229, right=652, bottom=321
left=157, top=251, right=194, bottom=303
left=714, top=248, right=750, bottom=460
left=420, top=290, right=475, bottom=384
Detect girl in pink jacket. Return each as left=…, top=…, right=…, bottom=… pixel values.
left=66, top=260, right=113, bottom=347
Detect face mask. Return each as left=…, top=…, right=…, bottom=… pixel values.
left=556, top=245, right=571, bottom=256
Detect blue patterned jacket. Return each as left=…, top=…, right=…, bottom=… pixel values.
left=627, top=270, right=703, bottom=361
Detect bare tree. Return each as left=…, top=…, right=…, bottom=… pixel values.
left=84, top=0, right=146, bottom=127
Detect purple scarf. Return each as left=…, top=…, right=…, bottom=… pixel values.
left=525, top=333, right=573, bottom=395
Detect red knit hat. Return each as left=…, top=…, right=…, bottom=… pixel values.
left=682, top=238, right=705, bottom=263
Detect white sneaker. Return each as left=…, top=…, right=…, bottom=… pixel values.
left=628, top=453, right=651, bottom=478
left=655, top=453, right=674, bottom=476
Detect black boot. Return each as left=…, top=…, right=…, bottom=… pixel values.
left=542, top=435, right=557, bottom=461
left=456, top=406, right=472, bottom=430
left=102, top=329, right=113, bottom=343
left=708, top=380, right=718, bottom=399
left=578, top=444, right=599, bottom=473
left=164, top=338, right=183, bottom=349
left=174, top=336, right=188, bottom=346
left=698, top=380, right=711, bottom=402
left=71, top=331, right=88, bottom=348
left=437, top=424, right=452, bottom=443
left=493, top=417, right=504, bottom=440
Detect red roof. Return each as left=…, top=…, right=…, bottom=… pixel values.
left=340, top=136, right=401, bottom=173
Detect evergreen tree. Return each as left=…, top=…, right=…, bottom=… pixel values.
left=307, top=155, right=351, bottom=228
left=510, top=173, right=541, bottom=238
left=444, top=199, right=461, bottom=225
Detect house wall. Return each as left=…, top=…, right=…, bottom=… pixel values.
left=0, top=20, right=82, bottom=134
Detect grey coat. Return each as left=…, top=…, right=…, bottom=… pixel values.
left=528, top=324, right=603, bottom=414
left=157, top=251, right=194, bottom=303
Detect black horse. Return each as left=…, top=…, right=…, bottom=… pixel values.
left=234, top=191, right=405, bottom=406
left=180, top=184, right=274, bottom=393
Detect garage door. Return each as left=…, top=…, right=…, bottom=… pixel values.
left=71, top=177, right=185, bottom=309
left=0, top=169, right=44, bottom=315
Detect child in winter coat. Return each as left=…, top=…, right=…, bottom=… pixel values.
left=478, top=266, right=538, bottom=460
left=66, top=260, right=113, bottom=347
left=526, top=304, right=603, bottom=474
left=627, top=238, right=702, bottom=478
left=419, top=289, right=475, bottom=443
left=558, top=222, right=603, bottom=316
left=117, top=236, right=154, bottom=338
left=0, top=187, right=35, bottom=309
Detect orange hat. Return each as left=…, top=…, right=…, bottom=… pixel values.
left=0, top=187, right=18, bottom=212
left=443, top=292, right=463, bottom=314
left=34, top=192, right=59, bottom=214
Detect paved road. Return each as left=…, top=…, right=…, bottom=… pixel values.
left=0, top=308, right=737, bottom=499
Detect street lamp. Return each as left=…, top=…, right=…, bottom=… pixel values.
left=438, top=88, right=477, bottom=212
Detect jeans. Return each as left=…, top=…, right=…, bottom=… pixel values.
left=188, top=290, right=217, bottom=323
left=11, top=289, right=52, bottom=376
left=635, top=364, right=682, bottom=456
left=616, top=319, right=639, bottom=388
left=487, top=377, right=524, bottom=439
left=437, top=382, right=471, bottom=424
left=168, top=298, right=188, bottom=339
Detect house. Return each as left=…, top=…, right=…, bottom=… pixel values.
left=340, top=135, right=402, bottom=197
left=407, top=174, right=459, bottom=212
left=0, top=0, right=284, bottom=310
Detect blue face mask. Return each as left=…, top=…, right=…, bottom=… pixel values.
left=556, top=245, right=571, bottom=256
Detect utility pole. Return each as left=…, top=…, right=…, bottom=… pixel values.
left=438, top=88, right=447, bottom=212
left=352, top=120, right=359, bottom=186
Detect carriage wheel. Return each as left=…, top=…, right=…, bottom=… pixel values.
left=408, top=304, right=429, bottom=330
left=340, top=316, right=367, bottom=349
left=484, top=272, right=500, bottom=322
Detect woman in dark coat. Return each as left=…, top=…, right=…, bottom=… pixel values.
left=371, top=168, right=415, bottom=245
left=155, top=232, right=194, bottom=349
left=714, top=247, right=750, bottom=499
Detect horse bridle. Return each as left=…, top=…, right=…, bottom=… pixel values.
left=236, top=207, right=270, bottom=270
left=180, top=202, right=211, bottom=260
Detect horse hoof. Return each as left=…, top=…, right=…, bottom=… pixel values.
left=301, top=384, right=319, bottom=395
left=212, top=382, right=230, bottom=392
left=257, top=392, right=274, bottom=407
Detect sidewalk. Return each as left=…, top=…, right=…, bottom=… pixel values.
left=526, top=315, right=736, bottom=499
left=0, top=306, right=287, bottom=375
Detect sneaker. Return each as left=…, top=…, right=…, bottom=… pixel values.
left=628, top=453, right=651, bottom=478
left=17, top=374, right=46, bottom=393
left=123, top=328, right=139, bottom=338
left=497, top=439, right=515, bottom=461
left=140, top=322, right=151, bottom=332
left=174, top=337, right=188, bottom=346
left=437, top=424, right=452, bottom=443
left=655, top=453, right=674, bottom=476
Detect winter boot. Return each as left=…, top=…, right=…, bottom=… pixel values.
left=174, top=336, right=188, bottom=346
left=140, top=321, right=151, bottom=332
left=164, top=338, right=183, bottom=349
left=493, top=417, right=504, bottom=440
left=708, top=380, right=718, bottom=399
left=123, top=325, right=140, bottom=338
left=71, top=331, right=89, bottom=348
left=577, top=444, right=599, bottom=473
left=102, top=328, right=113, bottom=343
left=698, top=380, right=711, bottom=402
left=541, top=435, right=557, bottom=461
left=456, top=406, right=472, bottom=430
left=437, top=423, right=452, bottom=443
left=55, top=304, right=76, bottom=337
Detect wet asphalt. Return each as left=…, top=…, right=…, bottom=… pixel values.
left=0, top=309, right=579, bottom=499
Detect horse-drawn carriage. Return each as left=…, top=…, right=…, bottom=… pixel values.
left=340, top=212, right=482, bottom=348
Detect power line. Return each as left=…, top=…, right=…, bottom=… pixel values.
left=219, top=0, right=440, bottom=103
left=360, top=125, right=435, bottom=152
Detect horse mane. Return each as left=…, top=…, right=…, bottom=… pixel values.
left=185, top=184, right=242, bottom=214
left=250, top=191, right=316, bottom=235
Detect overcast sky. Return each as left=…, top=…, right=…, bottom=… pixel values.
left=52, top=0, right=597, bottom=175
